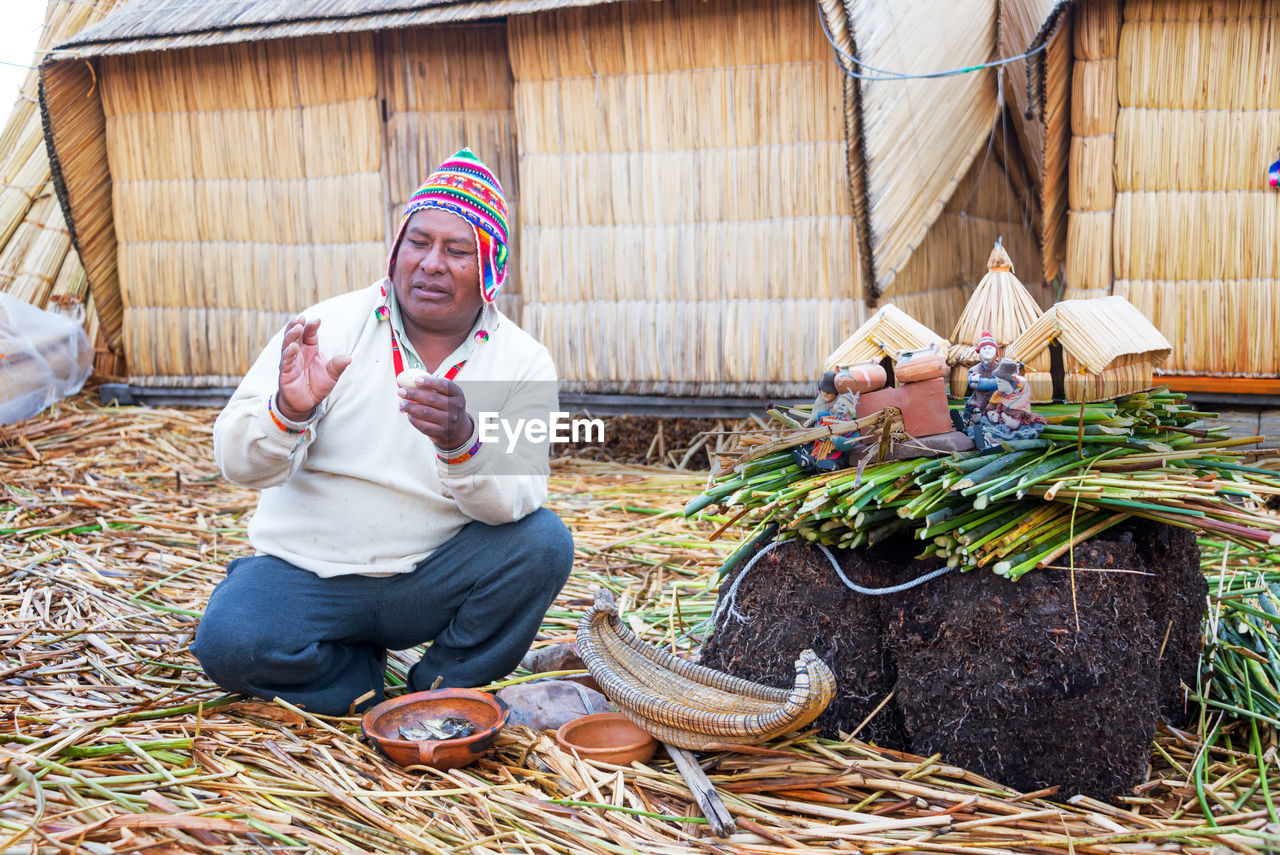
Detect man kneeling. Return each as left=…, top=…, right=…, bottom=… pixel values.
left=193, top=150, right=573, bottom=715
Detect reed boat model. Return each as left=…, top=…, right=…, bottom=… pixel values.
left=576, top=591, right=836, bottom=750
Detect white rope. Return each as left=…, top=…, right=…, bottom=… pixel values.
left=818, top=544, right=954, bottom=595
left=711, top=539, right=783, bottom=626
left=712, top=537, right=953, bottom=629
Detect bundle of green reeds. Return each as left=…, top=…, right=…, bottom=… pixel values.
left=688, top=388, right=1280, bottom=580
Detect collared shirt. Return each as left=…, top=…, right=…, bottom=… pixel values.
left=387, top=287, right=490, bottom=376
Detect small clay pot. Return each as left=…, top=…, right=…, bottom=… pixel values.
left=556, top=712, right=657, bottom=765
left=835, top=362, right=888, bottom=394
left=362, top=688, right=509, bottom=770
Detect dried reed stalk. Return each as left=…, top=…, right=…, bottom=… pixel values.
left=380, top=24, right=520, bottom=302
left=532, top=297, right=866, bottom=392
left=850, top=0, right=1000, bottom=297
left=1, top=0, right=125, bottom=272
left=887, top=154, right=1047, bottom=336
left=1114, top=191, right=1279, bottom=281
left=98, top=34, right=386, bottom=383
left=1063, top=361, right=1156, bottom=402
left=1116, top=108, right=1280, bottom=192
left=1006, top=295, right=1171, bottom=402
left=1105, top=4, right=1279, bottom=380
left=1124, top=0, right=1277, bottom=20
left=40, top=59, right=120, bottom=344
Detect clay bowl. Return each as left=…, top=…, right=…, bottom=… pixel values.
left=362, top=688, right=508, bottom=770
left=556, top=712, right=657, bottom=765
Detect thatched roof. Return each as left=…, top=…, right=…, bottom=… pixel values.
left=814, top=0, right=1073, bottom=301
left=824, top=304, right=949, bottom=369
left=50, top=0, right=625, bottom=56
left=1005, top=295, right=1172, bottom=374
left=816, top=1, right=1002, bottom=300
left=948, top=242, right=1044, bottom=367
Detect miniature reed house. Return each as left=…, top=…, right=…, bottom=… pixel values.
left=1004, top=295, right=1173, bottom=403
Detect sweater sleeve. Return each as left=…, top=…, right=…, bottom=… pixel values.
left=213, top=326, right=319, bottom=489
left=435, top=344, right=557, bottom=525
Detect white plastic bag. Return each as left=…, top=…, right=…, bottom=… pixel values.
left=0, top=293, right=93, bottom=426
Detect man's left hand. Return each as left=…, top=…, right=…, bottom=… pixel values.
left=399, top=376, right=474, bottom=450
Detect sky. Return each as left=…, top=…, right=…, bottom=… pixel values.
left=0, top=1, right=50, bottom=117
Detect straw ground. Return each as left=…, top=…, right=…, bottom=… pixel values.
left=1, top=393, right=1277, bottom=852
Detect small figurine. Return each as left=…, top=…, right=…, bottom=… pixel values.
left=963, top=331, right=1000, bottom=420
left=807, top=371, right=840, bottom=425
left=966, top=358, right=1047, bottom=451
left=794, top=371, right=857, bottom=471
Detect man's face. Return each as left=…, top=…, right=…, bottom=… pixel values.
left=391, top=208, right=484, bottom=331
left=978, top=344, right=997, bottom=363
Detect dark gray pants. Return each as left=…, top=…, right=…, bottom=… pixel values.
left=192, top=508, right=573, bottom=716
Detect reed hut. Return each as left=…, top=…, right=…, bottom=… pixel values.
left=1008, top=0, right=1280, bottom=395
left=34, top=0, right=842, bottom=396
left=824, top=304, right=949, bottom=370
left=36, top=0, right=1048, bottom=399
left=947, top=241, right=1050, bottom=399
left=1005, top=294, right=1172, bottom=402
left=0, top=0, right=129, bottom=377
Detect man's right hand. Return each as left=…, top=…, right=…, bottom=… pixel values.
left=276, top=317, right=352, bottom=422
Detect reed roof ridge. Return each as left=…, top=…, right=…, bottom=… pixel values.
left=52, top=0, right=625, bottom=52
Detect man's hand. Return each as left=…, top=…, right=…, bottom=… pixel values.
left=277, top=317, right=351, bottom=422
left=399, top=375, right=473, bottom=450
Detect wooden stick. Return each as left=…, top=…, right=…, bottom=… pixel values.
left=662, top=744, right=736, bottom=838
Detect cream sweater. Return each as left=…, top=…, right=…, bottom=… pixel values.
left=213, top=281, right=556, bottom=578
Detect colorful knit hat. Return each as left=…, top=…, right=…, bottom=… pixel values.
left=387, top=148, right=509, bottom=304
left=976, top=331, right=999, bottom=353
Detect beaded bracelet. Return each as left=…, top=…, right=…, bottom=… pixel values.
left=438, top=436, right=482, bottom=465
left=267, top=394, right=310, bottom=435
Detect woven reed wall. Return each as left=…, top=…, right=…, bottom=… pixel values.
left=509, top=0, right=862, bottom=396
left=1111, top=0, right=1280, bottom=376
left=100, top=34, right=384, bottom=385
left=1063, top=0, right=1118, bottom=301
left=379, top=24, right=522, bottom=324
left=888, top=128, right=1049, bottom=337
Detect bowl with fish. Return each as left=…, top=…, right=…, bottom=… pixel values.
left=362, top=688, right=509, bottom=770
